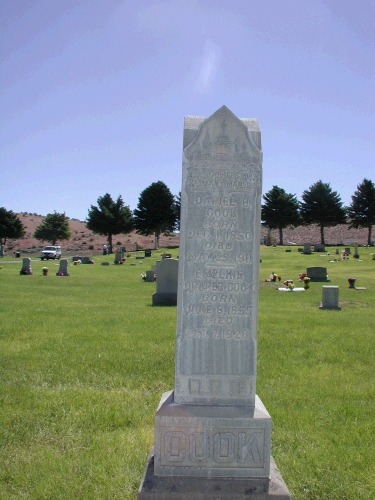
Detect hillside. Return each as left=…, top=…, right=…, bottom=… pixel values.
left=2, top=212, right=371, bottom=257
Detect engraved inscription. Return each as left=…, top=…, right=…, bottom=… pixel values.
left=161, top=428, right=264, bottom=468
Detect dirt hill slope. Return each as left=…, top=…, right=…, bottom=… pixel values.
left=3, top=212, right=371, bottom=257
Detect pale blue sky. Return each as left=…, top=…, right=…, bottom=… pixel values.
left=1, top=0, right=374, bottom=221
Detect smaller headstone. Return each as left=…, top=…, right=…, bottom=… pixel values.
left=303, top=243, right=312, bottom=254
left=286, top=249, right=291, bottom=252
left=20, top=257, right=32, bottom=275
left=335, top=249, right=340, bottom=255
left=152, top=258, right=178, bottom=305
left=114, top=251, right=123, bottom=264
left=161, top=253, right=172, bottom=259
left=72, top=256, right=83, bottom=262
left=81, top=256, right=91, bottom=264
left=345, top=247, right=351, bottom=254
left=319, top=286, right=341, bottom=310
left=307, top=267, right=329, bottom=282
left=145, top=270, right=155, bottom=282
left=145, top=249, right=152, bottom=257
left=314, top=244, right=325, bottom=252
left=298, top=247, right=303, bottom=252
left=353, top=242, right=359, bottom=259
left=101, top=261, right=110, bottom=266
left=56, top=259, right=69, bottom=276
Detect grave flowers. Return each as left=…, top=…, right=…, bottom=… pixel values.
left=284, top=279, right=294, bottom=290
left=42, top=267, right=48, bottom=276
left=303, top=276, right=310, bottom=289
left=20, top=268, right=29, bottom=275
left=348, top=277, right=356, bottom=288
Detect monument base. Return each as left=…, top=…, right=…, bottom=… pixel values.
left=138, top=448, right=291, bottom=499
left=152, top=293, right=177, bottom=306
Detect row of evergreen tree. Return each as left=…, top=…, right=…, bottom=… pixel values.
left=261, top=179, right=375, bottom=245
left=0, top=181, right=179, bottom=255
left=1, top=178, right=375, bottom=256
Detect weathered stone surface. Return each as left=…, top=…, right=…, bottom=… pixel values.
left=154, top=391, right=271, bottom=479
left=139, top=448, right=290, bottom=499
left=175, top=105, right=262, bottom=408
left=139, top=106, right=290, bottom=498
left=319, top=286, right=341, bottom=310
left=152, top=258, right=178, bottom=306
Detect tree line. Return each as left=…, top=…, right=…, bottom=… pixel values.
left=261, top=179, right=375, bottom=245
left=0, top=181, right=180, bottom=256
left=1, top=178, right=374, bottom=256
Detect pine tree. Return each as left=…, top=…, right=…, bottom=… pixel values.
left=86, top=194, right=133, bottom=254
left=133, top=181, right=176, bottom=247
left=300, top=180, right=346, bottom=245
left=33, top=212, right=71, bottom=245
left=0, top=208, right=26, bottom=256
left=347, top=178, right=375, bottom=246
left=261, top=186, right=301, bottom=245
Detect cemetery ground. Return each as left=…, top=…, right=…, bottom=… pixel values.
left=0, top=246, right=374, bottom=499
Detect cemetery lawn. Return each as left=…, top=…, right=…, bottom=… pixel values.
left=1, top=246, right=374, bottom=499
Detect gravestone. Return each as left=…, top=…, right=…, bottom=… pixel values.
left=145, top=249, right=152, bottom=257
left=353, top=242, right=359, bottom=259
left=319, top=286, right=341, bottom=310
left=345, top=247, right=351, bottom=254
left=20, top=257, right=32, bottom=275
left=313, top=244, right=325, bottom=252
left=81, top=256, right=91, bottom=264
left=72, top=256, right=83, bottom=262
left=145, top=270, right=155, bottom=282
left=139, top=106, right=290, bottom=498
left=101, top=261, right=110, bottom=266
left=162, top=253, right=172, bottom=259
left=306, top=266, right=328, bottom=282
left=303, top=243, right=311, bottom=254
left=56, top=259, right=69, bottom=276
left=114, top=251, right=123, bottom=264
left=152, top=258, right=178, bottom=306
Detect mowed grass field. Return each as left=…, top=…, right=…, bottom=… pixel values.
left=1, top=246, right=374, bottom=499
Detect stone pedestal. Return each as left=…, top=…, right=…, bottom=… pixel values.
left=139, top=450, right=290, bottom=499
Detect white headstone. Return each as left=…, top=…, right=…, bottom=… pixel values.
left=20, top=257, right=32, bottom=275
left=139, top=107, right=290, bottom=498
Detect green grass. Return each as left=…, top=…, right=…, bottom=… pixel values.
left=0, top=246, right=374, bottom=499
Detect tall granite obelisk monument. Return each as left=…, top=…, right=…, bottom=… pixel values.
left=138, top=106, right=290, bottom=499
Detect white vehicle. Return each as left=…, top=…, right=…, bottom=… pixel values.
left=40, top=246, right=61, bottom=260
